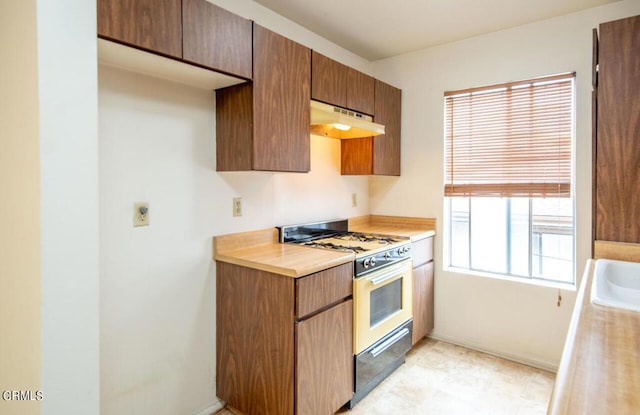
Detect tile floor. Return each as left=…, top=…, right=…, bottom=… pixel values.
left=217, top=338, right=556, bottom=415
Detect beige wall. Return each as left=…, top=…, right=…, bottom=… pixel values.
left=0, top=1, right=41, bottom=414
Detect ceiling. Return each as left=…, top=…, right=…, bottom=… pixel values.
left=253, top=0, right=620, bottom=60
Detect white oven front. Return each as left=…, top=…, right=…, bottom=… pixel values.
left=353, top=258, right=413, bottom=354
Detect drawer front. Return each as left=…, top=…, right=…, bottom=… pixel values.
left=296, top=263, right=353, bottom=319
left=412, top=236, right=434, bottom=268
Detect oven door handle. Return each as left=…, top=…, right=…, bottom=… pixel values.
left=370, top=327, right=410, bottom=358
left=368, top=269, right=402, bottom=286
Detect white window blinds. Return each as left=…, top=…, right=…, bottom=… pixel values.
left=444, top=73, right=574, bottom=198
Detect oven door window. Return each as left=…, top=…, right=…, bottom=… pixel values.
left=370, top=279, right=402, bottom=326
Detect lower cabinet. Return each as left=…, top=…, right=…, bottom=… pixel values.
left=296, top=300, right=353, bottom=415
left=216, top=261, right=353, bottom=415
left=411, top=236, right=434, bottom=345
left=412, top=262, right=434, bottom=345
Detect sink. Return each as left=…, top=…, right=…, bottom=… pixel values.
left=591, top=259, right=640, bottom=312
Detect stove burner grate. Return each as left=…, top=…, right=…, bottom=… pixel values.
left=333, top=233, right=399, bottom=244
left=300, top=241, right=367, bottom=254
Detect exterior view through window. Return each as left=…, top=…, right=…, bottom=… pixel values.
left=444, top=73, right=575, bottom=285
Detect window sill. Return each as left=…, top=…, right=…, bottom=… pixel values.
left=444, top=266, right=576, bottom=291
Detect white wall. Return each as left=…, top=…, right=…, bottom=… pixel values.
left=371, top=0, right=640, bottom=369
left=98, top=2, right=370, bottom=413
left=98, top=67, right=368, bottom=415
left=37, top=0, right=101, bottom=414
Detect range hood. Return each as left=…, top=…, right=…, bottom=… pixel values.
left=310, top=100, right=385, bottom=139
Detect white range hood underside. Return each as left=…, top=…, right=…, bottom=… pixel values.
left=310, top=100, right=385, bottom=139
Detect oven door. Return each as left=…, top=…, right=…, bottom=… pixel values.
left=354, top=258, right=412, bottom=354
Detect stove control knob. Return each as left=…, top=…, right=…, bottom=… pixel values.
left=384, top=252, right=391, bottom=260
left=396, top=248, right=402, bottom=256
left=403, top=246, right=411, bottom=254
left=363, top=258, right=371, bottom=268
left=370, top=257, right=376, bottom=267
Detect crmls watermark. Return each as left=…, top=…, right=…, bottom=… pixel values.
left=2, top=390, right=43, bottom=401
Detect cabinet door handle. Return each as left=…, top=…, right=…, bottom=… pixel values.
left=370, top=328, right=410, bottom=358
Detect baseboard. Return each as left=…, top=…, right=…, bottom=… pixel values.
left=428, top=333, right=559, bottom=373
left=194, top=399, right=225, bottom=415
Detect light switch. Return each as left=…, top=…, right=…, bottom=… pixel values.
left=233, top=197, right=242, bottom=217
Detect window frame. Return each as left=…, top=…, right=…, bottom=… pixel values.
left=443, top=73, right=576, bottom=286
left=445, top=196, right=575, bottom=286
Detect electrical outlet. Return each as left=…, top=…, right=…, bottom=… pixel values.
left=134, top=202, right=149, bottom=227
left=233, top=197, right=242, bottom=217
left=351, top=193, right=357, bottom=207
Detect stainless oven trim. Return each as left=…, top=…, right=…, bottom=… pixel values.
left=369, top=327, right=410, bottom=357
left=350, top=319, right=413, bottom=408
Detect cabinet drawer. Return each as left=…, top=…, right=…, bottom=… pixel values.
left=412, top=236, right=434, bottom=268
left=296, top=263, right=353, bottom=319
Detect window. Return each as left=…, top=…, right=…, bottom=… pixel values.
left=444, top=73, right=575, bottom=285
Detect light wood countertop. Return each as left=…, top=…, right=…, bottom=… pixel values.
left=213, top=228, right=353, bottom=278
left=349, top=215, right=436, bottom=241
left=213, top=216, right=436, bottom=278
left=548, top=259, right=640, bottom=414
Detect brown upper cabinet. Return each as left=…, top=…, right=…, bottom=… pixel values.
left=97, top=0, right=252, bottom=79
left=373, top=79, right=402, bottom=175
left=341, top=80, right=402, bottom=176
left=216, top=24, right=312, bottom=172
left=312, top=52, right=375, bottom=115
left=98, top=0, right=183, bottom=59
left=182, top=0, right=252, bottom=78
left=594, top=15, right=640, bottom=244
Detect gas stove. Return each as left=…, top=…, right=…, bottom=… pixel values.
left=278, top=219, right=411, bottom=276
left=279, top=219, right=414, bottom=407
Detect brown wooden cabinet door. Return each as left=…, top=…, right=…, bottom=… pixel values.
left=341, top=79, right=402, bottom=176
left=595, top=15, right=640, bottom=243
left=253, top=25, right=311, bottom=172
left=296, top=300, right=353, bottom=415
left=373, top=79, right=402, bottom=176
left=341, top=138, right=373, bottom=175
left=312, top=51, right=374, bottom=115
left=97, top=0, right=182, bottom=58
left=182, top=0, right=252, bottom=79
left=346, top=68, right=375, bottom=116
left=216, top=262, right=295, bottom=415
left=412, top=261, right=434, bottom=345
left=216, top=25, right=311, bottom=172
left=312, top=51, right=347, bottom=108
left=216, top=83, right=254, bottom=171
